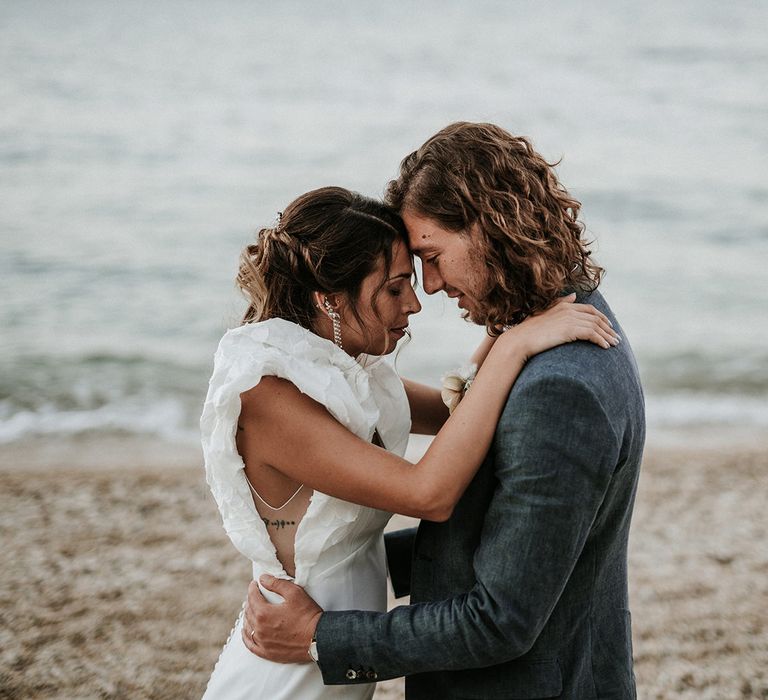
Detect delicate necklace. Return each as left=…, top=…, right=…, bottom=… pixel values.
left=244, top=473, right=304, bottom=511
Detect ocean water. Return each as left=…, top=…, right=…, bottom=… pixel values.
left=2, top=0, right=767, bottom=450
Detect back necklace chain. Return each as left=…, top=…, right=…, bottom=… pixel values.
left=243, top=473, right=304, bottom=511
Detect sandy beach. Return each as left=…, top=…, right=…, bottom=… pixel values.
left=1, top=436, right=766, bottom=699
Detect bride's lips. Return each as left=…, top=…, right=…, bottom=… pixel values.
left=390, top=326, right=408, bottom=339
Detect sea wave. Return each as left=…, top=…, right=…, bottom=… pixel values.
left=0, top=397, right=196, bottom=444
left=1, top=391, right=766, bottom=446
left=0, top=353, right=207, bottom=445
left=1, top=350, right=767, bottom=445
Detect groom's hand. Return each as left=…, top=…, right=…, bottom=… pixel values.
left=241, top=574, right=323, bottom=663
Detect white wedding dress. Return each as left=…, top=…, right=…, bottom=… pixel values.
left=200, top=318, right=411, bottom=699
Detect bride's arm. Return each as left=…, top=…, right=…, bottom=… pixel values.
left=402, top=334, right=499, bottom=435
left=238, top=297, right=618, bottom=521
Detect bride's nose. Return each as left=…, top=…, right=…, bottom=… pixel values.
left=404, top=286, right=422, bottom=315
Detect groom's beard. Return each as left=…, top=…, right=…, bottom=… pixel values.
left=463, top=302, right=490, bottom=326
left=457, top=249, right=494, bottom=326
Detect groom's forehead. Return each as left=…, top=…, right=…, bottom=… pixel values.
left=406, top=229, right=439, bottom=253
left=402, top=211, right=466, bottom=251
left=407, top=232, right=457, bottom=256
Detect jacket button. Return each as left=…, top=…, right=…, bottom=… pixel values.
left=366, top=670, right=377, bottom=680
left=345, top=669, right=357, bottom=680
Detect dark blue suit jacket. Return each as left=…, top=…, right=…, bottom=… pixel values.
left=316, top=291, right=645, bottom=699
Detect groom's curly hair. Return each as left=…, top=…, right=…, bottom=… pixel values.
left=385, top=122, right=603, bottom=333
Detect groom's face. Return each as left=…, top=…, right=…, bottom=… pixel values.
left=402, top=211, right=490, bottom=324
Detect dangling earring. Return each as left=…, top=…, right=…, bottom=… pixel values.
left=323, top=297, right=343, bottom=350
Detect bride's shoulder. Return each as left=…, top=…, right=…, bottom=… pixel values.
left=203, top=318, right=361, bottom=432
left=210, top=319, right=352, bottom=400
left=215, top=318, right=317, bottom=359
left=217, top=317, right=295, bottom=346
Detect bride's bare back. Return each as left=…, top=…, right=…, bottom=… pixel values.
left=251, top=491, right=312, bottom=579
left=236, top=402, right=312, bottom=578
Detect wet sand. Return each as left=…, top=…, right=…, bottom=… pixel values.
left=0, top=439, right=766, bottom=699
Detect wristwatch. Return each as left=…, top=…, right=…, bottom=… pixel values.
left=308, top=632, right=319, bottom=662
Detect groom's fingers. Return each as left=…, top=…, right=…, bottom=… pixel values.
left=242, top=611, right=258, bottom=654
left=242, top=580, right=267, bottom=651
left=242, top=627, right=268, bottom=658
left=242, top=621, right=258, bottom=655
left=247, top=578, right=268, bottom=609
left=259, top=573, right=302, bottom=599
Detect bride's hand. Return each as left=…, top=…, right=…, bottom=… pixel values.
left=501, top=293, right=620, bottom=362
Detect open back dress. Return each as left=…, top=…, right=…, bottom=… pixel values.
left=200, top=318, right=411, bottom=699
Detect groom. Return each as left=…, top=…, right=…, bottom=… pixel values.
left=243, top=122, right=645, bottom=698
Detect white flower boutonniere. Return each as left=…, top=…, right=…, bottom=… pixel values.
left=441, top=363, right=478, bottom=415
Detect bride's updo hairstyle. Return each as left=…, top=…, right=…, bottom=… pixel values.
left=237, top=186, right=408, bottom=333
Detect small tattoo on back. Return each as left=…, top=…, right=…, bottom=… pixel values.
left=262, top=517, right=296, bottom=530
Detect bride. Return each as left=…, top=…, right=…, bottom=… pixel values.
left=200, top=186, right=618, bottom=699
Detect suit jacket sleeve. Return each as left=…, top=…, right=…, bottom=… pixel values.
left=384, top=528, right=417, bottom=599
left=315, top=373, right=620, bottom=684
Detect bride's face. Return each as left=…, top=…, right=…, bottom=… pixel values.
left=342, top=239, right=421, bottom=356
